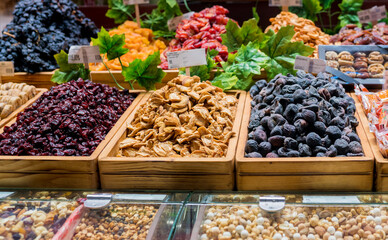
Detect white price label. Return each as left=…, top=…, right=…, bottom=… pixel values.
left=167, top=48, right=207, bottom=69
left=358, top=5, right=387, bottom=24
left=0, top=62, right=14, bottom=76
left=123, top=0, right=149, bottom=5
left=269, top=0, right=302, bottom=7
left=68, top=46, right=102, bottom=64
left=303, top=196, right=361, bottom=204
left=168, top=12, right=195, bottom=31
left=115, top=194, right=167, bottom=201
left=294, top=55, right=326, bottom=74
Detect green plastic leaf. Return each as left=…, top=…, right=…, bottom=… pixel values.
left=211, top=72, right=239, bottom=90
left=221, top=19, right=263, bottom=52
left=91, top=27, right=129, bottom=61
left=319, top=0, right=335, bottom=10
left=303, top=0, right=322, bottom=22
left=106, top=0, right=134, bottom=24
left=51, top=51, right=90, bottom=84
left=335, top=0, right=363, bottom=29
left=252, top=7, right=260, bottom=22
left=260, top=26, right=295, bottom=58
left=122, top=51, right=166, bottom=91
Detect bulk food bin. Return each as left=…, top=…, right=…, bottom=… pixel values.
left=0, top=190, right=80, bottom=239
left=54, top=192, right=188, bottom=240
left=173, top=193, right=388, bottom=240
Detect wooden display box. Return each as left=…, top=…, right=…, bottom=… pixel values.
left=352, top=93, right=388, bottom=191
left=236, top=95, right=374, bottom=191
left=0, top=91, right=146, bottom=189
left=1, top=72, right=56, bottom=89
left=98, top=91, right=247, bottom=190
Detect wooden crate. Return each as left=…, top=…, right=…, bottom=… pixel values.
left=98, top=91, right=247, bottom=190
left=0, top=91, right=146, bottom=189
left=0, top=88, right=46, bottom=128
left=352, top=93, right=388, bottom=191
left=236, top=95, right=374, bottom=191
left=1, top=72, right=55, bottom=89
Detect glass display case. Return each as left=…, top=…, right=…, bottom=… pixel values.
left=0, top=190, right=188, bottom=240
left=174, top=193, right=388, bottom=240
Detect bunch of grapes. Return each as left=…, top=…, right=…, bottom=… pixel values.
left=0, top=0, right=98, bottom=73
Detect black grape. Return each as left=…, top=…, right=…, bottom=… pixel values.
left=0, top=0, right=98, bottom=73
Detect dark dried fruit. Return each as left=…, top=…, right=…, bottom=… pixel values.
left=269, top=135, right=286, bottom=147
left=252, top=128, right=267, bottom=143
left=245, top=152, right=262, bottom=158
left=266, top=152, right=279, bottom=158
left=325, top=145, right=338, bottom=157
left=314, top=121, right=326, bottom=136
left=245, top=139, right=259, bottom=153
left=347, top=132, right=361, bottom=142
left=298, top=143, right=312, bottom=156
left=334, top=139, right=349, bottom=155
left=349, top=141, right=363, bottom=154
left=283, top=123, right=296, bottom=138
left=258, top=142, right=272, bottom=156
left=326, top=126, right=342, bottom=140
left=301, top=109, right=316, bottom=123
left=306, top=132, right=321, bottom=148
left=292, top=89, right=307, bottom=103
left=284, top=137, right=298, bottom=150
left=270, top=126, right=283, bottom=136
left=286, top=150, right=300, bottom=157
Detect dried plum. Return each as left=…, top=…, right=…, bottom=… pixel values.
left=266, top=152, right=279, bottom=158
left=349, top=141, right=363, bottom=154
left=245, top=139, right=259, bottom=153
left=306, top=132, right=321, bottom=148
left=245, top=152, right=262, bottom=158
left=247, top=70, right=363, bottom=158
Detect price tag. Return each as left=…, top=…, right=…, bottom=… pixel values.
left=167, top=48, right=207, bottom=69
left=123, top=0, right=149, bottom=4
left=303, top=195, right=361, bottom=204
left=294, top=55, right=326, bottom=74
left=0, top=192, right=14, bottom=199
left=0, top=62, right=14, bottom=76
left=269, top=0, right=302, bottom=7
left=358, top=5, right=387, bottom=24
left=68, top=46, right=102, bottom=65
left=168, top=12, right=195, bottom=31
left=114, top=194, right=167, bottom=201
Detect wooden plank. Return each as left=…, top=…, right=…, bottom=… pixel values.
left=237, top=174, right=373, bottom=191
left=100, top=173, right=234, bottom=190
left=99, top=91, right=246, bottom=175
left=0, top=91, right=146, bottom=173
left=1, top=72, right=55, bottom=89
left=0, top=88, right=47, bottom=128
left=0, top=172, right=99, bottom=189
left=236, top=95, right=374, bottom=175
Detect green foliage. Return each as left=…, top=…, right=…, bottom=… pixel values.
left=122, top=51, right=166, bottom=91
left=51, top=51, right=90, bottom=84
left=221, top=19, right=263, bottom=52
left=91, top=27, right=129, bottom=61
left=290, top=0, right=322, bottom=22
left=336, top=0, right=363, bottom=30
left=106, top=0, right=134, bottom=24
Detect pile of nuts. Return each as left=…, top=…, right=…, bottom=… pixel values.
left=326, top=51, right=388, bottom=78
left=0, top=200, right=77, bottom=239
left=72, top=205, right=158, bottom=240
left=118, top=75, right=238, bottom=158
left=0, top=82, right=36, bottom=120
left=265, top=12, right=330, bottom=58
left=199, top=205, right=388, bottom=240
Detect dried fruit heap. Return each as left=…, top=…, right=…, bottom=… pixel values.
left=90, top=21, right=166, bottom=71
left=0, top=79, right=136, bottom=156
left=265, top=12, right=330, bottom=58
left=330, top=23, right=388, bottom=45
left=246, top=71, right=363, bottom=158
left=118, top=75, right=238, bottom=158
left=160, top=6, right=231, bottom=69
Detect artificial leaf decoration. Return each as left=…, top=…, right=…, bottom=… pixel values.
left=221, top=19, right=263, bottom=52
left=252, top=7, right=260, bottom=22
left=51, top=51, right=90, bottom=84
left=319, top=0, right=335, bottom=10
left=91, top=27, right=129, bottom=61
left=290, top=0, right=322, bottom=22
left=106, top=0, right=135, bottom=24
left=211, top=72, right=239, bottom=90
left=122, top=51, right=166, bottom=91
left=337, top=0, right=363, bottom=29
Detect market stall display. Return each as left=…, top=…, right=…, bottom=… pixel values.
left=0, top=0, right=98, bottom=73
left=330, top=23, right=388, bottom=45
left=235, top=71, right=374, bottom=191
left=99, top=75, right=246, bottom=190
left=90, top=21, right=166, bottom=71
left=265, top=11, right=330, bottom=58
left=160, top=6, right=231, bottom=69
